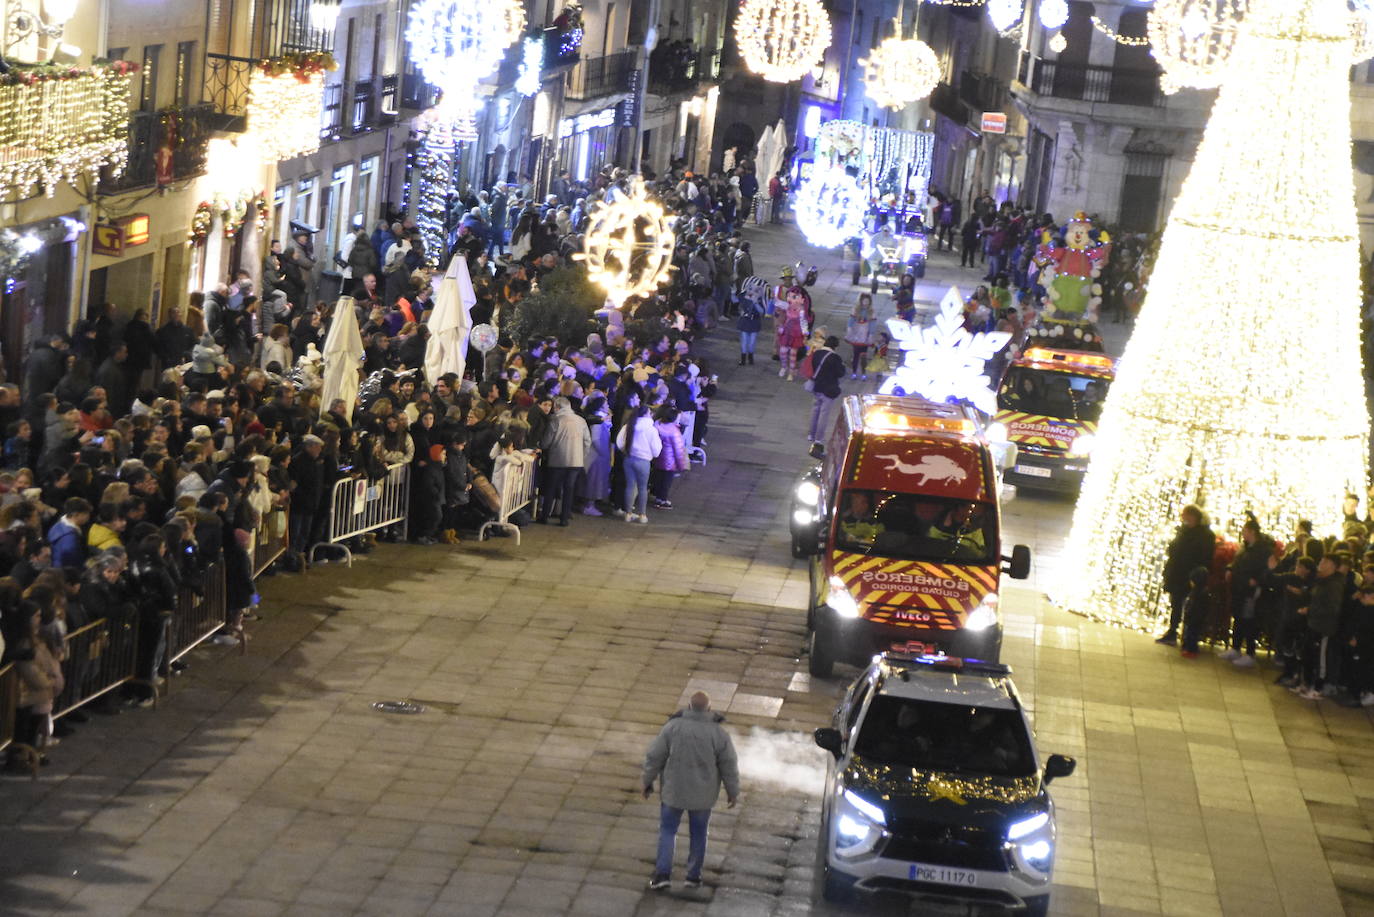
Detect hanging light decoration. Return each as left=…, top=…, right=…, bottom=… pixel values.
left=794, top=167, right=868, bottom=249
left=574, top=176, right=677, bottom=308
left=987, top=0, right=1023, bottom=31
left=1147, top=0, right=1250, bottom=93
left=407, top=0, right=517, bottom=99
left=735, top=0, right=832, bottom=83
left=1048, top=31, right=1068, bottom=52
left=861, top=32, right=941, bottom=109
left=1039, top=0, right=1069, bottom=29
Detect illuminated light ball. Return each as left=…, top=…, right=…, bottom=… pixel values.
left=794, top=167, right=867, bottom=249
left=1048, top=31, right=1067, bottom=53
left=1039, top=0, right=1069, bottom=30
left=1146, top=0, right=1250, bottom=93
left=574, top=176, right=677, bottom=308
left=862, top=37, right=940, bottom=109
left=735, top=0, right=832, bottom=83
left=246, top=66, right=325, bottom=161
left=406, top=0, right=515, bottom=95
left=988, top=0, right=1024, bottom=32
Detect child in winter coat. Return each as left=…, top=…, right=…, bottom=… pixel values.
left=440, top=429, right=470, bottom=544
left=650, top=406, right=688, bottom=509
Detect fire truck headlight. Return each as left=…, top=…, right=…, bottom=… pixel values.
left=987, top=422, right=1008, bottom=443
left=796, top=481, right=820, bottom=507
left=965, top=594, right=1000, bottom=630
left=826, top=576, right=862, bottom=618
left=1070, top=433, right=1096, bottom=456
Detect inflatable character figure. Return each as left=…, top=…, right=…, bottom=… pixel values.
left=1034, top=212, right=1112, bottom=321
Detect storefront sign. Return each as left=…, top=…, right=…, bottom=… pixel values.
left=92, top=224, right=123, bottom=257
left=115, top=213, right=150, bottom=246
left=980, top=112, right=1007, bottom=135
left=558, top=106, right=618, bottom=139
left=618, top=70, right=641, bottom=127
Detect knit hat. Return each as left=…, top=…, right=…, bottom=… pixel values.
left=301, top=434, right=324, bottom=447
left=190, top=425, right=212, bottom=441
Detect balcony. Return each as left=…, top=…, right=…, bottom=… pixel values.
left=351, top=78, right=377, bottom=134
left=958, top=70, right=1007, bottom=113
left=929, top=82, right=968, bottom=127
left=99, top=104, right=216, bottom=194
left=1017, top=55, right=1164, bottom=108
left=648, top=46, right=721, bottom=95
left=203, top=53, right=255, bottom=131
left=400, top=70, right=439, bottom=111
left=321, top=82, right=344, bottom=141
left=567, top=50, right=638, bottom=101
left=379, top=74, right=400, bottom=123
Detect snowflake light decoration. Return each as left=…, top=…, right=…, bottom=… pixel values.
left=573, top=176, right=676, bottom=308
left=735, top=0, right=832, bottom=83
left=794, top=166, right=867, bottom=249
left=880, top=286, right=1011, bottom=416
left=861, top=35, right=940, bottom=109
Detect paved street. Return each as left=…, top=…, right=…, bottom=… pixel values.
left=3, top=221, right=1373, bottom=917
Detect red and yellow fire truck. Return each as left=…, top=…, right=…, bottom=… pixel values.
left=790, top=395, right=1030, bottom=677
left=994, top=327, right=1116, bottom=493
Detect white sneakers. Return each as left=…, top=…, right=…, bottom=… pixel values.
left=778, top=368, right=786, bottom=378
left=1217, top=648, right=1239, bottom=661
left=623, top=513, right=649, bottom=524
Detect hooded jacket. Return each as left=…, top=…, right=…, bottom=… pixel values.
left=642, top=707, right=740, bottom=811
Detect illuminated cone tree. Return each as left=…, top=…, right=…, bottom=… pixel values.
left=1059, top=0, right=1370, bottom=630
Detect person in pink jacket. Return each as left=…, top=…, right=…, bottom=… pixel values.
left=650, top=405, right=689, bottom=509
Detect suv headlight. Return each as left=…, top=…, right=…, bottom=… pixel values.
left=1069, top=433, right=1096, bottom=456
left=986, top=421, right=1008, bottom=443
left=835, top=788, right=885, bottom=857
left=796, top=480, right=820, bottom=507
left=1008, top=809, right=1054, bottom=877
left=826, top=576, right=861, bottom=618
left=964, top=593, right=1000, bottom=630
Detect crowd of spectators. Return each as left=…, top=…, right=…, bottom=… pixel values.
left=1157, top=501, right=1374, bottom=708
left=0, top=163, right=763, bottom=770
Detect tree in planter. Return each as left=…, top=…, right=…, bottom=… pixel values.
left=504, top=265, right=605, bottom=348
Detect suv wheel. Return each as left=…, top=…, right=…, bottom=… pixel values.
left=808, top=621, right=835, bottom=678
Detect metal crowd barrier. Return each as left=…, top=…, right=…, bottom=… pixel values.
left=169, top=561, right=229, bottom=664
left=54, top=615, right=139, bottom=718
left=253, top=510, right=289, bottom=577
left=311, top=462, right=410, bottom=566
left=0, top=662, right=38, bottom=777
left=479, top=456, right=538, bottom=545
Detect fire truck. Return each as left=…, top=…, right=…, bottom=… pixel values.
left=790, top=395, right=1031, bottom=677
left=993, top=322, right=1117, bottom=493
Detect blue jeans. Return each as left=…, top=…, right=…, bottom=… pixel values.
left=625, top=456, right=651, bottom=516
left=739, top=330, right=757, bottom=354
left=656, top=805, right=711, bottom=880
left=809, top=392, right=836, bottom=441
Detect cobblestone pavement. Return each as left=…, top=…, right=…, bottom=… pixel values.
left=3, top=221, right=1372, bottom=917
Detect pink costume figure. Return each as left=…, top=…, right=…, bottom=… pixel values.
left=776, top=286, right=810, bottom=381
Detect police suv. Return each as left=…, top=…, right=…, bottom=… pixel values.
left=813, top=653, right=1076, bottom=914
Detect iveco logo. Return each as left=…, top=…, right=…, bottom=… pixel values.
left=893, top=610, right=934, bottom=623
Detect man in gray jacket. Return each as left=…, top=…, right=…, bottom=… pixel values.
left=537, top=396, right=590, bottom=525
left=642, top=691, right=740, bottom=890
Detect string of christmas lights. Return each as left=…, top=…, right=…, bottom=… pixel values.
left=1058, top=0, right=1370, bottom=632
left=1091, top=15, right=1151, bottom=46
left=415, top=133, right=454, bottom=267
left=246, top=63, right=326, bottom=161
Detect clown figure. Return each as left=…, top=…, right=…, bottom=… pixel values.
left=1035, top=212, right=1112, bottom=321
left=776, top=286, right=810, bottom=381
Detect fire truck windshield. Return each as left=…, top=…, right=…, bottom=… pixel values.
left=835, top=491, right=997, bottom=564
left=998, top=367, right=1109, bottom=422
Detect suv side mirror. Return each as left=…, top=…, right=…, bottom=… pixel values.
left=814, top=727, right=842, bottom=757
left=1004, top=544, right=1031, bottom=580
left=808, top=442, right=825, bottom=460
left=1044, top=754, right=1076, bottom=784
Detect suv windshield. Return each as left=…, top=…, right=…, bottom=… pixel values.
left=998, top=366, right=1109, bottom=422
left=852, top=695, right=1035, bottom=778
left=834, top=491, right=997, bottom=563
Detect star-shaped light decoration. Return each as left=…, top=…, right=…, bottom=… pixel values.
left=880, top=285, right=1011, bottom=415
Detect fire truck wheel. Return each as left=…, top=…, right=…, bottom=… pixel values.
left=808, top=623, right=836, bottom=678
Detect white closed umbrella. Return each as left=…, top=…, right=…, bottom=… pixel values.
left=320, top=295, right=365, bottom=418
left=768, top=117, right=788, bottom=179
left=425, top=255, right=476, bottom=386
